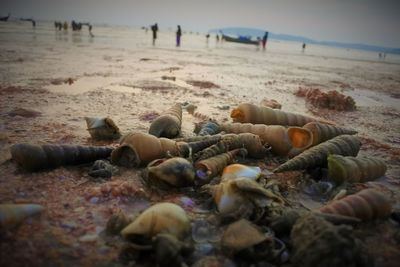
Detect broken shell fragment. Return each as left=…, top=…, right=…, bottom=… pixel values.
left=327, top=154, right=387, bottom=184
left=0, top=204, right=44, bottom=230
left=220, top=163, right=261, bottom=182
left=149, top=103, right=182, bottom=138
left=85, top=117, right=121, bottom=140
left=11, top=143, right=113, bottom=171
left=121, top=203, right=190, bottom=242
left=147, top=157, right=195, bottom=187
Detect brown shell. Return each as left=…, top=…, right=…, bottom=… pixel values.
left=85, top=117, right=121, bottom=140
left=149, top=103, right=182, bottom=138
left=11, top=143, right=113, bottom=171
left=319, top=189, right=392, bottom=220
left=273, top=135, right=361, bottom=173
left=230, top=103, right=316, bottom=126
left=220, top=123, right=312, bottom=156
left=111, top=132, right=187, bottom=167
left=195, top=133, right=268, bottom=160
left=194, top=148, right=247, bottom=184
left=302, top=122, right=357, bottom=146
left=147, top=157, right=195, bottom=187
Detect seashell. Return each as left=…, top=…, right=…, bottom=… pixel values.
left=221, top=219, right=273, bottom=255
left=319, top=188, right=392, bottom=220
left=327, top=155, right=387, bottom=184
left=209, top=177, right=286, bottom=217
left=220, top=163, right=261, bottom=182
left=11, top=143, right=113, bottom=171
left=149, top=103, right=182, bottom=138
left=230, top=103, right=316, bottom=126
left=111, top=132, right=189, bottom=167
left=197, top=121, right=221, bottom=136
left=182, top=137, right=222, bottom=157
left=85, top=117, right=121, bottom=140
left=291, top=213, right=371, bottom=267
left=194, top=148, right=247, bottom=184
left=174, top=135, right=222, bottom=143
left=273, top=135, right=361, bottom=173
left=152, top=233, right=194, bottom=267
left=0, top=204, right=44, bottom=229
left=106, top=209, right=131, bottom=235
left=88, top=160, right=119, bottom=179
left=195, top=133, right=269, bottom=160
left=301, top=121, right=357, bottom=146
left=220, top=123, right=312, bottom=156
left=121, top=202, right=191, bottom=241
left=147, top=157, right=195, bottom=187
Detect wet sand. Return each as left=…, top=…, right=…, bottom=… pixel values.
left=1, top=22, right=400, bottom=266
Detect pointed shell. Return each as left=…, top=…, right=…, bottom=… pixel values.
left=121, top=203, right=190, bottom=240
left=147, top=157, right=195, bottom=187
left=303, top=122, right=357, bottom=146
left=0, top=204, right=44, bottom=229
left=85, top=117, right=121, bottom=140
left=149, top=103, right=182, bottom=138
left=221, top=164, right=261, bottom=182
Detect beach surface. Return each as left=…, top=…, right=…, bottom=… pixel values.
left=1, top=21, right=400, bottom=266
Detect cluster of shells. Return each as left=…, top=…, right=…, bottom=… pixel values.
left=5, top=102, right=396, bottom=266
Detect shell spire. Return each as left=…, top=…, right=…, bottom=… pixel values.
left=273, top=135, right=361, bottom=173
left=319, top=189, right=392, bottom=220
left=11, top=143, right=113, bottom=171
left=327, top=155, right=387, bottom=184
left=84, top=117, right=121, bottom=140
left=302, top=122, right=357, bottom=146
left=149, top=103, right=182, bottom=138
left=220, top=123, right=312, bottom=156
left=230, top=103, right=316, bottom=126
left=0, top=204, right=44, bottom=229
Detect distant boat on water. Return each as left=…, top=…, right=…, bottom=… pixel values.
left=221, top=32, right=259, bottom=45
left=0, top=13, right=10, bottom=22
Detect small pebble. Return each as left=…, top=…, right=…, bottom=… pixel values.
left=79, top=234, right=98, bottom=243
left=89, top=197, right=99, bottom=204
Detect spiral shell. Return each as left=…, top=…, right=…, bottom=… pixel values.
left=147, top=157, right=195, bottom=187
left=221, top=164, right=261, bottom=182
left=328, top=155, right=387, bottom=184
left=197, top=121, right=221, bottom=136
left=149, top=103, right=182, bottom=138
left=173, top=135, right=222, bottom=143
left=85, top=117, right=121, bottom=140
left=231, top=103, right=316, bottom=126
left=302, top=122, right=357, bottom=146
left=111, top=132, right=188, bottom=167
left=319, top=189, right=392, bottom=220
left=273, top=135, right=361, bottom=173
left=11, top=143, right=113, bottom=171
left=194, top=148, right=247, bottom=184
left=195, top=133, right=268, bottom=160
left=220, top=123, right=312, bottom=156
left=121, top=202, right=190, bottom=240
left=0, top=204, right=44, bottom=229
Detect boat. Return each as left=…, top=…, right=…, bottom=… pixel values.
left=221, top=33, right=259, bottom=45
left=0, top=13, right=10, bottom=22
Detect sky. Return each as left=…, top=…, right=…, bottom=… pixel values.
left=1, top=0, right=400, bottom=48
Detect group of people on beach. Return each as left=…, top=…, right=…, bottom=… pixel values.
left=151, top=23, right=182, bottom=47
left=54, top=20, right=93, bottom=36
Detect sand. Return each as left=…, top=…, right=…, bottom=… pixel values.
left=0, top=21, right=400, bottom=266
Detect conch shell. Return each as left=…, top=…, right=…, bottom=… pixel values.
left=11, top=143, right=113, bottom=171
left=220, top=123, right=312, bottom=156
left=147, top=157, right=195, bottom=187
left=111, top=132, right=187, bottom=167
left=319, top=188, right=392, bottom=220
left=85, top=117, right=121, bottom=140
left=194, top=133, right=269, bottom=160
left=300, top=122, right=357, bottom=146
left=149, top=103, right=182, bottom=138
left=328, top=155, right=387, bottom=184
left=220, top=164, right=261, bottom=182
left=273, top=135, right=361, bottom=173
left=194, top=148, right=247, bottom=184
left=0, top=204, right=44, bottom=229
left=121, top=202, right=190, bottom=241
left=231, top=103, right=316, bottom=126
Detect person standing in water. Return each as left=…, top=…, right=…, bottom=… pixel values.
left=302, top=43, right=306, bottom=53
left=151, top=23, right=158, bottom=46
left=262, top=31, right=268, bottom=50
left=176, top=25, right=182, bottom=47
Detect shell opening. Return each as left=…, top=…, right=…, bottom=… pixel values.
left=111, top=145, right=140, bottom=167
left=287, top=127, right=313, bottom=149
left=230, top=108, right=244, bottom=121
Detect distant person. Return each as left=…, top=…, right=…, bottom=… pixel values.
left=383, top=52, right=386, bottom=59
left=216, top=34, right=220, bottom=43
left=302, top=43, right=306, bottom=53
left=89, top=24, right=94, bottom=37
left=379, top=53, right=382, bottom=59
left=176, top=25, right=182, bottom=47
left=206, top=33, right=210, bottom=43
left=151, top=23, right=158, bottom=45
left=32, top=19, right=36, bottom=27
left=63, top=21, right=68, bottom=31
left=262, top=32, right=268, bottom=50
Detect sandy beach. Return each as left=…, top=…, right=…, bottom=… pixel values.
left=1, top=21, right=400, bottom=266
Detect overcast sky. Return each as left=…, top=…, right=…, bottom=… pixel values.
left=1, top=0, right=399, bottom=47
